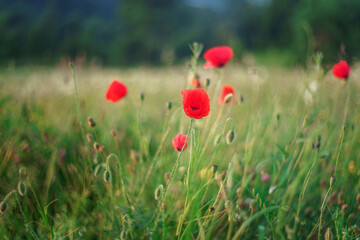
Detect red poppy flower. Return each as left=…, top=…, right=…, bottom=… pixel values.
left=106, top=80, right=128, bottom=102
left=203, top=46, right=234, bottom=69
left=218, top=85, right=235, bottom=104
left=332, top=61, right=350, bottom=80
left=191, top=78, right=201, bottom=88
left=172, top=133, right=188, bottom=152
left=181, top=88, right=210, bottom=119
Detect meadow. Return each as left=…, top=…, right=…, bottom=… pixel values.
left=0, top=47, right=359, bottom=239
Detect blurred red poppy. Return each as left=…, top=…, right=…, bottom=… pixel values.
left=332, top=61, right=350, bottom=80
left=106, top=80, right=127, bottom=102
left=172, top=133, right=188, bottom=152
left=203, top=46, right=234, bottom=69
left=181, top=88, right=210, bottom=119
left=191, top=78, right=201, bottom=88
left=218, top=85, right=235, bottom=104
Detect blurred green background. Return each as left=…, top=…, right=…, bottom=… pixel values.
left=1, top=0, right=359, bottom=66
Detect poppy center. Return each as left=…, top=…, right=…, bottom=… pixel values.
left=190, top=105, right=199, bottom=111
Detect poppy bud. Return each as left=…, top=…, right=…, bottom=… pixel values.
left=94, top=164, right=104, bottom=178
left=110, top=130, right=117, bottom=137
left=240, top=95, right=245, bottom=104
left=224, top=93, right=233, bottom=104
left=86, top=133, right=93, bottom=142
left=167, top=101, right=172, bottom=110
left=226, top=130, right=235, bottom=144
left=164, top=172, right=171, bottom=184
left=356, top=193, right=360, bottom=204
left=17, top=181, right=27, bottom=197
left=214, top=134, right=222, bottom=146
left=276, top=113, right=280, bottom=121
left=0, top=201, right=8, bottom=214
left=154, top=185, right=163, bottom=200
left=206, top=78, right=211, bottom=87
left=93, top=142, right=100, bottom=151
left=140, top=93, right=145, bottom=102
left=211, top=164, right=218, bottom=174
left=87, top=116, right=96, bottom=128
left=103, top=170, right=112, bottom=183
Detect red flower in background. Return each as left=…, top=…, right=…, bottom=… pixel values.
left=203, top=46, right=234, bottom=69
left=106, top=80, right=127, bottom=102
left=332, top=61, right=350, bottom=80
left=218, top=85, right=235, bottom=104
left=172, top=133, right=188, bottom=152
left=181, top=88, right=210, bottom=119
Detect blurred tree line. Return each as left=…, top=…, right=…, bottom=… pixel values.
left=0, top=0, right=359, bottom=66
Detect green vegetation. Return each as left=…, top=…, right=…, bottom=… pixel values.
left=0, top=48, right=359, bottom=239
left=1, top=0, right=359, bottom=66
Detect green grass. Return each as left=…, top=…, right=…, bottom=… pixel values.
left=0, top=55, right=359, bottom=239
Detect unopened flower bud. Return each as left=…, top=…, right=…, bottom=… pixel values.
left=209, top=206, right=215, bottom=212
left=0, top=201, right=8, bottom=214
left=103, top=170, right=112, bottom=183
left=110, top=130, right=117, bottom=137
left=93, top=142, right=101, bottom=151
left=224, top=93, right=233, bottom=104
left=140, top=93, right=145, bottom=102
left=167, top=101, right=172, bottom=110
left=226, top=130, right=235, bottom=144
left=206, top=78, right=210, bottom=87
left=154, top=185, right=163, bottom=200
left=87, top=116, right=96, bottom=128
left=94, top=164, right=104, bottom=178
left=211, top=164, right=218, bottom=174
left=356, top=193, right=360, bottom=204
left=17, top=181, right=27, bottom=197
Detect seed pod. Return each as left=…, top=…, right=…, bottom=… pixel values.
left=87, top=116, right=96, bottom=128
left=167, top=101, right=172, bottom=110
left=94, top=164, right=104, bottom=178
left=154, top=185, right=163, bottom=200
left=110, top=130, right=117, bottom=137
left=140, top=93, right=145, bottom=102
left=17, top=181, right=27, bottom=197
left=0, top=201, right=8, bottom=214
left=226, top=130, right=235, bottom=144
left=103, top=170, right=112, bottom=183
left=209, top=206, right=215, bottom=212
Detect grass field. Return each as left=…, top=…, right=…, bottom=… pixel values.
left=0, top=53, right=360, bottom=239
